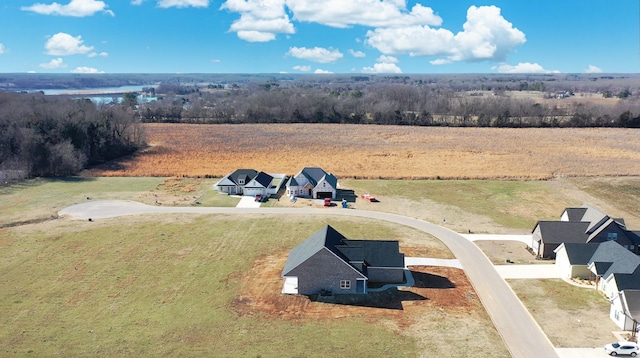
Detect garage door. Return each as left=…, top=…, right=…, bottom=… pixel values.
left=316, top=191, right=333, bottom=199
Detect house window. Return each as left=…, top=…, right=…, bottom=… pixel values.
left=607, top=233, right=617, bottom=241
left=340, top=280, right=351, bottom=289
left=238, top=178, right=245, bottom=185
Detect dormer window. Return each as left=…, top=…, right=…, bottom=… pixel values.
left=238, top=178, right=245, bottom=185
left=607, top=233, right=617, bottom=241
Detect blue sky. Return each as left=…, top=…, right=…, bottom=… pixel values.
left=1, top=0, right=638, bottom=74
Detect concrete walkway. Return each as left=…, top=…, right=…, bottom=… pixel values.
left=461, top=233, right=533, bottom=247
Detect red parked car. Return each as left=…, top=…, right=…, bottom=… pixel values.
left=324, top=198, right=332, bottom=206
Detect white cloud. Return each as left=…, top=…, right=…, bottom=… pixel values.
left=430, top=58, right=451, bottom=65
left=45, top=32, right=94, bottom=56
left=39, top=58, right=66, bottom=69
left=376, top=55, right=398, bottom=63
left=158, top=0, right=209, bottom=8
left=349, top=49, right=366, bottom=58
left=71, top=66, right=104, bottom=73
left=286, top=0, right=441, bottom=28
left=314, top=69, right=332, bottom=74
left=293, top=65, right=311, bottom=71
left=22, top=0, right=114, bottom=17
left=131, top=0, right=145, bottom=4
left=210, top=58, right=221, bottom=63
left=584, top=65, right=603, bottom=73
left=221, top=0, right=294, bottom=42
left=493, top=62, right=559, bottom=74
left=366, top=5, right=525, bottom=63
left=0, top=44, right=5, bottom=55
left=88, top=51, right=108, bottom=58
left=362, top=62, right=402, bottom=74
left=286, top=46, right=343, bottom=63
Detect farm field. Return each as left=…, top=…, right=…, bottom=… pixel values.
left=89, top=123, right=640, bottom=180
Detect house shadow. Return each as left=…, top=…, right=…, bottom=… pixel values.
left=309, top=288, right=427, bottom=310
left=409, top=270, right=456, bottom=289
left=306, top=270, right=456, bottom=310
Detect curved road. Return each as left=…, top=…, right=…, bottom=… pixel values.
left=59, top=200, right=558, bottom=358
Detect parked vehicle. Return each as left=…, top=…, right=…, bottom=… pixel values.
left=604, top=341, right=639, bottom=356
left=254, top=194, right=263, bottom=202
left=324, top=198, right=331, bottom=206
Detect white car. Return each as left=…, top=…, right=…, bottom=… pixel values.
left=604, top=341, right=639, bottom=356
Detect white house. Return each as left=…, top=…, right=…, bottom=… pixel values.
left=610, top=290, right=640, bottom=331
left=285, top=167, right=338, bottom=199
left=214, top=169, right=286, bottom=197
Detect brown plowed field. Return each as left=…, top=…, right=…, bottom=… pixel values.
left=88, top=123, right=640, bottom=179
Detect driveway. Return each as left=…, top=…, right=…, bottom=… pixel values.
left=59, top=200, right=557, bottom=358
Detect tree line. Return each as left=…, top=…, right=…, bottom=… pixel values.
left=140, top=80, right=640, bottom=128
left=0, top=91, right=144, bottom=178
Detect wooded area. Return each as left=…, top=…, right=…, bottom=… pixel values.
left=0, top=91, right=143, bottom=178
left=141, top=74, right=640, bottom=127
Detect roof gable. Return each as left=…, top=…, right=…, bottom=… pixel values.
left=229, top=169, right=258, bottom=184
left=245, top=171, right=273, bottom=188
left=282, top=225, right=349, bottom=276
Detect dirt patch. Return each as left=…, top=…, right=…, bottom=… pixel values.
left=474, top=240, right=544, bottom=265
left=230, top=252, right=481, bottom=348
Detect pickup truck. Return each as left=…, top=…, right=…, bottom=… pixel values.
left=324, top=198, right=332, bottom=206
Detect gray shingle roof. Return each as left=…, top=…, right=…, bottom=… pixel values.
left=588, top=240, right=640, bottom=277
left=611, top=268, right=640, bottom=291
left=621, top=289, right=640, bottom=320
left=281, top=225, right=349, bottom=276
left=537, top=221, right=590, bottom=244
left=281, top=225, right=404, bottom=277
left=563, top=208, right=588, bottom=222
left=560, top=243, right=600, bottom=265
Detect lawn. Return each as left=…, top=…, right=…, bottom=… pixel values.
left=1, top=215, right=478, bottom=356
left=340, top=179, right=578, bottom=230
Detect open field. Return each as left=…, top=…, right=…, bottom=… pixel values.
left=3, top=176, right=640, bottom=355
left=88, top=123, right=640, bottom=180
left=1, top=214, right=507, bottom=357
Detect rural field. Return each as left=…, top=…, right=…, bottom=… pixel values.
left=4, top=123, right=640, bottom=356
left=89, top=123, right=640, bottom=180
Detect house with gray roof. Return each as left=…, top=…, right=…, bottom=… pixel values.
left=555, top=240, right=640, bottom=331
left=531, top=205, right=640, bottom=259
left=285, top=167, right=338, bottom=199
left=214, top=169, right=286, bottom=197
left=281, top=225, right=406, bottom=296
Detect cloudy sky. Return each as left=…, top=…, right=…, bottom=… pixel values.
left=1, top=0, right=638, bottom=74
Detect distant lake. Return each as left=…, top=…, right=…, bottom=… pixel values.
left=36, top=85, right=157, bottom=104
left=39, top=85, right=153, bottom=96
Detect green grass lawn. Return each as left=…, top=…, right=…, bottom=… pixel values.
left=1, top=217, right=420, bottom=356
left=342, top=179, right=578, bottom=229
left=0, top=177, right=167, bottom=224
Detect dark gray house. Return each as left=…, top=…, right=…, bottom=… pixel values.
left=281, top=225, right=406, bottom=296
left=531, top=205, right=640, bottom=259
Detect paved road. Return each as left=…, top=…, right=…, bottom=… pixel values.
left=59, top=200, right=558, bottom=358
